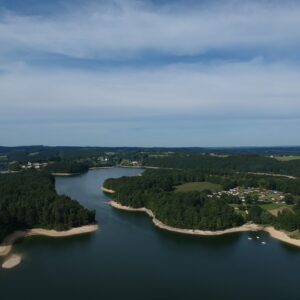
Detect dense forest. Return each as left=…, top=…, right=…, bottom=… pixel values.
left=144, top=154, right=300, bottom=176
left=142, top=169, right=300, bottom=196
left=2, top=145, right=300, bottom=170
left=104, top=171, right=244, bottom=230
left=0, top=170, right=96, bottom=242
left=45, top=161, right=90, bottom=174
left=104, top=169, right=300, bottom=232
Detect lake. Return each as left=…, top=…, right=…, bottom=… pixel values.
left=1, top=168, right=300, bottom=300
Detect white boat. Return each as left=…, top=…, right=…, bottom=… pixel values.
left=256, top=236, right=260, bottom=239
left=261, top=242, right=266, bottom=245
left=248, top=237, right=252, bottom=240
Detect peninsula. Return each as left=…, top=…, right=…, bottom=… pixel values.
left=0, top=170, right=97, bottom=268
left=0, top=225, right=98, bottom=269
left=109, top=200, right=300, bottom=248
left=102, top=153, right=300, bottom=248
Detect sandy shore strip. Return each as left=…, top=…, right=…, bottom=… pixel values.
left=51, top=172, right=80, bottom=176
left=0, top=224, right=98, bottom=258
left=101, top=186, right=116, bottom=194
left=247, top=172, right=297, bottom=180
left=89, top=167, right=113, bottom=170
left=263, top=227, right=300, bottom=247
left=109, top=200, right=300, bottom=247
left=2, top=254, right=22, bottom=269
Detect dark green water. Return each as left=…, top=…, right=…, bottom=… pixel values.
left=1, top=168, right=300, bottom=300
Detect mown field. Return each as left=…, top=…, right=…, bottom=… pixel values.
left=175, top=181, right=222, bottom=193
left=274, top=155, right=300, bottom=161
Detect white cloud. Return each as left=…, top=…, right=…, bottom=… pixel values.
left=0, top=0, right=299, bottom=59
left=0, top=0, right=300, bottom=147
left=0, top=60, right=299, bottom=124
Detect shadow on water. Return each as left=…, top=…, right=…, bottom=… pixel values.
left=11, top=231, right=97, bottom=262
left=112, top=207, right=243, bottom=251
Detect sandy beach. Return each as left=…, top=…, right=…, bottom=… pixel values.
left=89, top=167, right=113, bottom=170
left=101, top=186, right=116, bottom=194
left=109, top=200, right=300, bottom=247
left=51, top=172, right=80, bottom=176
left=247, top=172, right=297, bottom=180
left=2, top=254, right=22, bottom=269
left=0, top=224, right=99, bottom=259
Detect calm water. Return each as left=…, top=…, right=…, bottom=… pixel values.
left=1, top=168, right=300, bottom=300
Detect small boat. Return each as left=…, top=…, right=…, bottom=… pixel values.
left=248, top=237, right=252, bottom=240
left=261, top=242, right=266, bottom=245
left=256, top=236, right=260, bottom=239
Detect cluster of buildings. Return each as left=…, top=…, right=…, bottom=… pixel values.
left=98, top=156, right=109, bottom=162
left=21, top=162, right=48, bottom=170
left=119, top=159, right=141, bottom=167
left=211, top=187, right=286, bottom=203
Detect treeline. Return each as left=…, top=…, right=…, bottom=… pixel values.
left=144, top=154, right=300, bottom=177
left=247, top=204, right=300, bottom=232
left=46, top=161, right=90, bottom=174
left=0, top=170, right=96, bottom=242
left=141, top=169, right=300, bottom=196
left=104, top=173, right=244, bottom=231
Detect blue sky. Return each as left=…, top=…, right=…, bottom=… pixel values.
left=0, top=0, right=300, bottom=147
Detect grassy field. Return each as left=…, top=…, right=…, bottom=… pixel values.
left=259, top=203, right=293, bottom=216
left=259, top=203, right=285, bottom=210
left=209, top=153, right=229, bottom=158
left=274, top=155, right=300, bottom=161
left=175, top=181, right=222, bottom=193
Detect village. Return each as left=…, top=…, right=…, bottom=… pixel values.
left=213, top=186, right=286, bottom=204
left=20, top=161, right=48, bottom=170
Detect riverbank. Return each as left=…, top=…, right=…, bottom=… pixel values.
left=89, top=166, right=113, bottom=170
left=0, top=224, right=99, bottom=260
left=101, top=186, right=116, bottom=194
left=109, top=200, right=300, bottom=247
left=2, top=255, right=22, bottom=269
left=247, top=172, right=297, bottom=180
left=51, top=172, right=80, bottom=176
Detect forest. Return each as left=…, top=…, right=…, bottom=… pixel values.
left=144, top=154, right=300, bottom=177
left=0, top=170, right=96, bottom=242
left=104, top=168, right=300, bottom=232
left=45, top=161, right=90, bottom=174
left=104, top=171, right=244, bottom=230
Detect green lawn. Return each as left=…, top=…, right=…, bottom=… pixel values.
left=259, top=203, right=294, bottom=216
left=175, top=181, right=222, bottom=193
left=274, top=155, right=300, bottom=161
left=28, top=152, right=40, bottom=156
left=259, top=203, right=285, bottom=210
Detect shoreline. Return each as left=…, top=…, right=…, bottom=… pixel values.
left=51, top=172, right=80, bottom=176
left=101, top=186, right=116, bottom=194
left=109, top=200, right=300, bottom=248
left=2, top=255, right=22, bottom=269
left=89, top=166, right=113, bottom=170
left=0, top=224, right=98, bottom=259
left=247, top=172, right=297, bottom=180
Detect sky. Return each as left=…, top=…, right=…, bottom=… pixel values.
left=0, top=0, right=300, bottom=147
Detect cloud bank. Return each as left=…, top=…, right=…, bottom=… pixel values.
left=1, top=0, right=300, bottom=59
left=0, top=0, right=299, bottom=146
